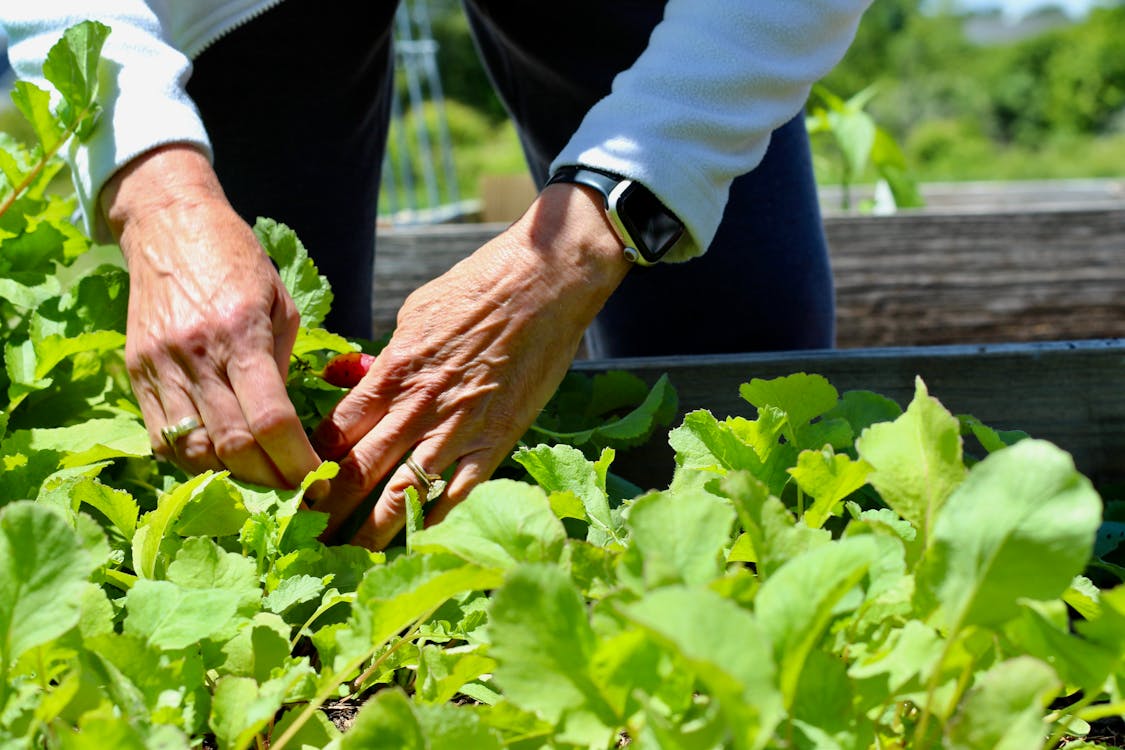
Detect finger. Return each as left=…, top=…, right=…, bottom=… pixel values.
left=227, top=348, right=324, bottom=489
left=354, top=442, right=449, bottom=550
left=310, top=367, right=392, bottom=461
left=316, top=408, right=423, bottom=538
left=189, top=369, right=289, bottom=488
left=133, top=363, right=225, bottom=472
left=270, top=292, right=301, bottom=378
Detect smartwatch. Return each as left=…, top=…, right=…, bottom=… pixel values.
left=545, top=166, right=684, bottom=266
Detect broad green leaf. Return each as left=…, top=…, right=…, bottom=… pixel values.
left=411, top=478, right=567, bottom=568
left=166, top=537, right=262, bottom=614
left=620, top=487, right=735, bottom=589
left=263, top=574, right=325, bottom=615
left=855, top=377, right=966, bottom=541
left=0, top=501, right=93, bottom=666
left=825, top=389, right=903, bottom=435
left=848, top=619, right=944, bottom=698
left=123, top=579, right=242, bottom=651
left=0, top=272, right=60, bottom=311
left=290, top=325, right=356, bottom=358
left=42, top=20, right=110, bottom=135
left=755, top=534, right=879, bottom=706
left=66, top=475, right=139, bottom=539
left=530, top=374, right=676, bottom=451
left=174, top=475, right=250, bottom=537
left=622, top=586, right=783, bottom=750
left=55, top=713, right=189, bottom=750
left=960, top=414, right=1028, bottom=455
left=416, top=645, right=497, bottom=705
left=7, top=417, right=149, bottom=469
left=82, top=630, right=209, bottom=733
left=255, top=218, right=332, bottom=329
left=271, top=708, right=341, bottom=750
left=10, top=81, right=64, bottom=151
left=915, top=439, right=1102, bottom=632
left=488, top=564, right=619, bottom=744
left=791, top=649, right=875, bottom=750
left=513, top=445, right=620, bottom=545
left=218, top=613, right=292, bottom=681
left=788, top=445, right=872, bottom=528
left=670, top=410, right=759, bottom=472
left=945, top=657, right=1060, bottom=750
left=1004, top=601, right=1115, bottom=692
left=34, top=330, right=125, bottom=379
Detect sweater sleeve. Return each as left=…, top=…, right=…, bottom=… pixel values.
left=0, top=1, right=212, bottom=242
left=549, top=0, right=873, bottom=262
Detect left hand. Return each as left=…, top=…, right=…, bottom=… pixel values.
left=311, top=183, right=632, bottom=549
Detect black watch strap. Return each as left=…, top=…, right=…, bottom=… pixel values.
left=546, top=166, right=683, bottom=265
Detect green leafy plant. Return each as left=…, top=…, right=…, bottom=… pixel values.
left=806, top=83, right=924, bottom=212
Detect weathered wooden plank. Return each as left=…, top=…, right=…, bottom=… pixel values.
left=827, top=207, right=1125, bottom=347
left=372, top=205, right=1125, bottom=348
left=570, top=339, right=1125, bottom=490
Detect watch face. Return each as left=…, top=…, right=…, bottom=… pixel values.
left=617, top=182, right=685, bottom=264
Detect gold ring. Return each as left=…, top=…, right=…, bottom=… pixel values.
left=161, top=416, right=202, bottom=449
left=404, top=455, right=446, bottom=501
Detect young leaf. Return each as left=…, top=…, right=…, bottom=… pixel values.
left=855, top=377, right=966, bottom=542
left=788, top=445, right=872, bottom=529
left=513, top=444, right=621, bottom=545
left=41, top=20, right=111, bottom=136
left=739, top=372, right=840, bottom=448
left=132, top=471, right=225, bottom=579
left=210, top=674, right=297, bottom=750
left=254, top=218, right=333, bottom=329
left=10, top=81, right=65, bottom=151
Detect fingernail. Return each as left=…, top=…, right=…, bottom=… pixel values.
left=311, top=423, right=348, bottom=461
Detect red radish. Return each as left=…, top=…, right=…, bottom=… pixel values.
left=319, top=352, right=375, bottom=388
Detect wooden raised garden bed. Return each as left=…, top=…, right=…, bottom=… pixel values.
left=374, top=178, right=1125, bottom=348
left=572, top=338, right=1125, bottom=492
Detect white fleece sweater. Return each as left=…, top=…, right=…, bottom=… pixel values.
left=1, top=0, right=872, bottom=260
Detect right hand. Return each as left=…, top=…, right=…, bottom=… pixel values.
left=102, top=144, right=324, bottom=492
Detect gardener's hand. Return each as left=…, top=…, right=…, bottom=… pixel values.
left=312, top=183, right=632, bottom=549
left=103, top=143, right=324, bottom=492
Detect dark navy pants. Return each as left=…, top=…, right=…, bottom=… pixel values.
left=188, top=0, right=835, bottom=354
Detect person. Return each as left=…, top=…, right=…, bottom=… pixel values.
left=1, top=0, right=872, bottom=549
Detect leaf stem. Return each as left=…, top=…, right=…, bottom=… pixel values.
left=0, top=102, right=94, bottom=220
left=270, top=603, right=441, bottom=750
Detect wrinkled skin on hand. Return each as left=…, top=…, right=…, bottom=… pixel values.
left=311, top=183, right=631, bottom=549
left=103, top=144, right=325, bottom=493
